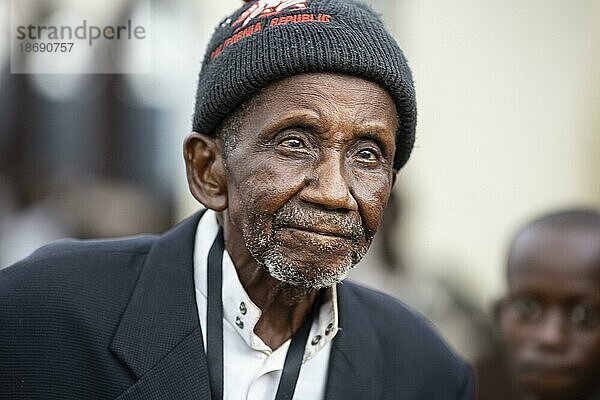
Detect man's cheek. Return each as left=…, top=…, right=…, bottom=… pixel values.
left=244, top=166, right=301, bottom=197
left=499, top=322, right=522, bottom=354
left=361, top=201, right=387, bottom=234
left=225, top=189, right=252, bottom=232
left=579, top=335, right=600, bottom=369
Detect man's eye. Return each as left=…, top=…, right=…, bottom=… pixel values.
left=280, top=138, right=304, bottom=148
left=357, top=149, right=377, bottom=161
left=570, top=304, right=600, bottom=328
left=511, top=298, right=542, bottom=321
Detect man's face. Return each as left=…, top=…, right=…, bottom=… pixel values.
left=499, top=228, right=600, bottom=400
left=220, top=72, right=397, bottom=289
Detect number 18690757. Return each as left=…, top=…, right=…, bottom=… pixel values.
left=19, top=42, right=74, bottom=52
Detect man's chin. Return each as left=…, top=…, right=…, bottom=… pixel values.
left=519, top=372, right=585, bottom=400
left=261, top=251, right=357, bottom=290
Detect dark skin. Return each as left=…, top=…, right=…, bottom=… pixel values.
left=184, top=72, right=398, bottom=349
left=498, top=226, right=600, bottom=400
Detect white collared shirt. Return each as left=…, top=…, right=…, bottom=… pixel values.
left=193, top=210, right=339, bottom=400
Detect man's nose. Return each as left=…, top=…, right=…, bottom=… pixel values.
left=299, top=152, right=358, bottom=211
left=535, top=308, right=569, bottom=351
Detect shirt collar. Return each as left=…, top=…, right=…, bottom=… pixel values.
left=193, top=209, right=339, bottom=362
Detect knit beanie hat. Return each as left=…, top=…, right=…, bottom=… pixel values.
left=192, top=0, right=416, bottom=170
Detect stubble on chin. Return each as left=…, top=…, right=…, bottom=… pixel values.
left=247, top=228, right=370, bottom=290
left=241, top=202, right=372, bottom=289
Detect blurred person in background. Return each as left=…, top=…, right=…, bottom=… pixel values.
left=0, top=1, right=473, bottom=399
left=476, top=209, right=600, bottom=400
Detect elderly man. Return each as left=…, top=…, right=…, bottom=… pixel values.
left=0, top=1, right=472, bottom=399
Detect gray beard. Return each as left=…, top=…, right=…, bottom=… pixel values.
left=261, top=243, right=366, bottom=290
left=241, top=201, right=370, bottom=289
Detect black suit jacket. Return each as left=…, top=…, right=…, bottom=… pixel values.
left=0, top=212, right=473, bottom=399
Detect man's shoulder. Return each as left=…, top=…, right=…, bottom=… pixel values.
left=3, top=234, right=156, bottom=272
left=22, top=234, right=156, bottom=262
left=0, top=236, right=161, bottom=399
left=340, top=280, right=473, bottom=396
left=342, top=279, right=442, bottom=334
left=0, top=235, right=158, bottom=305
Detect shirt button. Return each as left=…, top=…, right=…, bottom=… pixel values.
left=325, top=323, right=334, bottom=336
left=235, top=316, right=244, bottom=329
left=239, top=302, right=247, bottom=315
left=311, top=335, right=322, bottom=346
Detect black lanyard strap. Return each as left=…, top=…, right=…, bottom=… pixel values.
left=206, top=228, right=321, bottom=400
left=274, top=290, right=321, bottom=400
left=207, top=228, right=225, bottom=400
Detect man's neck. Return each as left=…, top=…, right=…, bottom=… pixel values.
left=235, top=262, right=318, bottom=349
left=221, top=216, right=318, bottom=350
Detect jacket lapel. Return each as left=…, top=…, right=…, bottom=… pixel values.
left=325, top=282, right=385, bottom=400
left=110, top=210, right=211, bottom=400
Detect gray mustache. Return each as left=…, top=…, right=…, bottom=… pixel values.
left=273, top=202, right=364, bottom=240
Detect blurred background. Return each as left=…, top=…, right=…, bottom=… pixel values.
left=1, top=0, right=599, bottom=363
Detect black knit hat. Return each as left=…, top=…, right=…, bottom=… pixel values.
left=192, top=0, right=416, bottom=170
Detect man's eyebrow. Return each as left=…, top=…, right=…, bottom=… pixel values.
left=354, top=127, right=395, bottom=153
left=261, top=111, right=324, bottom=133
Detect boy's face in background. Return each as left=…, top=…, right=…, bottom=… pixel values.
left=499, top=227, right=600, bottom=400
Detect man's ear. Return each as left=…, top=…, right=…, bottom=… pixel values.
left=184, top=132, right=228, bottom=211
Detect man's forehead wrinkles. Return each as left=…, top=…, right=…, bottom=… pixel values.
left=258, top=108, right=393, bottom=139
left=270, top=90, right=338, bottom=113
left=256, top=95, right=393, bottom=128
left=277, top=88, right=386, bottom=110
